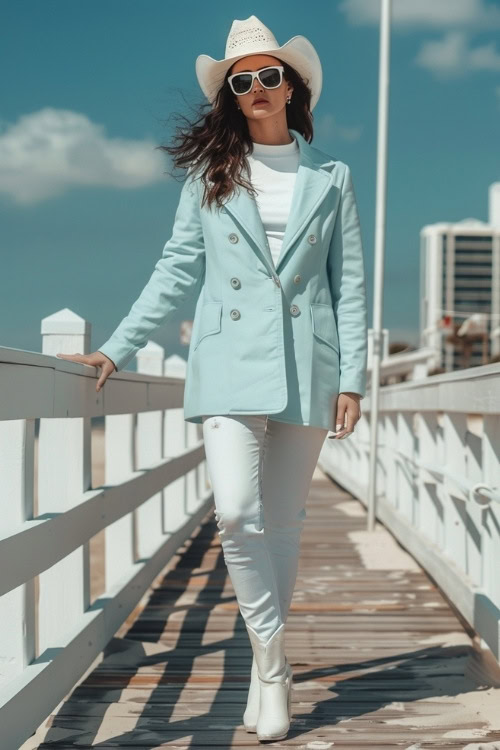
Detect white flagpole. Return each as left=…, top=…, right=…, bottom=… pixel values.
left=367, top=0, right=392, bottom=531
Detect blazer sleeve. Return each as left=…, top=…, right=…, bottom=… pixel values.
left=326, top=163, right=368, bottom=399
left=97, top=172, right=205, bottom=372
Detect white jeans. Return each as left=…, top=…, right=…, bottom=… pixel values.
left=202, top=414, right=328, bottom=642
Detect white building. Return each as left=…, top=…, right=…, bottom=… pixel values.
left=419, top=184, right=500, bottom=372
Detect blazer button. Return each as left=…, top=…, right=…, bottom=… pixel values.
left=290, top=304, right=300, bottom=316
left=230, top=309, right=241, bottom=320
left=293, top=274, right=301, bottom=284
left=308, top=234, right=317, bottom=244
left=230, top=277, right=241, bottom=289
left=229, top=233, right=239, bottom=244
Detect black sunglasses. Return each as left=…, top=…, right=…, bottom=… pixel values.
left=227, top=65, right=285, bottom=96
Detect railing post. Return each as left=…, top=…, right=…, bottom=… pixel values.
left=38, top=309, right=92, bottom=653
left=104, top=402, right=136, bottom=589
left=0, top=419, right=36, bottom=686
left=135, top=341, right=166, bottom=559
left=163, top=355, right=190, bottom=533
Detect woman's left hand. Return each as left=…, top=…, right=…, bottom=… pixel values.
left=329, top=392, right=361, bottom=439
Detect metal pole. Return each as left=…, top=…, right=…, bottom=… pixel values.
left=367, top=0, right=392, bottom=531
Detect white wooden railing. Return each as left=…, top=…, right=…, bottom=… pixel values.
left=319, top=360, right=500, bottom=662
left=0, top=308, right=214, bottom=750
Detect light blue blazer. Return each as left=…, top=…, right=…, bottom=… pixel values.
left=98, top=128, right=369, bottom=430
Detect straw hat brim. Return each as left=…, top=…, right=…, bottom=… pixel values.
left=195, top=35, right=322, bottom=110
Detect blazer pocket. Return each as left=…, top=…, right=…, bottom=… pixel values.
left=193, top=301, right=223, bottom=351
left=310, top=302, right=340, bottom=355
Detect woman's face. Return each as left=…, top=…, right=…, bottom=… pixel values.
left=229, top=54, right=293, bottom=121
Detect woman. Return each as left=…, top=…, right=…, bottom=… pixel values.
left=57, top=14, right=368, bottom=743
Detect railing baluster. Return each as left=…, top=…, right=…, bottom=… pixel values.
left=136, top=341, right=167, bottom=559
left=442, top=413, right=468, bottom=576
left=0, top=419, right=36, bottom=685
left=38, top=310, right=91, bottom=655
left=397, top=411, right=416, bottom=523
left=383, top=412, right=397, bottom=511
left=163, top=355, right=190, bottom=533
left=465, top=415, right=484, bottom=586
left=104, top=412, right=136, bottom=586
left=417, top=412, right=439, bottom=543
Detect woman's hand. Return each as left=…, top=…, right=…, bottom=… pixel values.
left=329, top=392, right=362, bottom=439
left=55, top=351, right=117, bottom=392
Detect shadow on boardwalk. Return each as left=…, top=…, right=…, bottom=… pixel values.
left=24, top=469, right=500, bottom=749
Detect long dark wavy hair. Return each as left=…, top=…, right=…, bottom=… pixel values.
left=157, top=59, right=314, bottom=212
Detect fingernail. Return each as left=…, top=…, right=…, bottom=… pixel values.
left=336, top=424, right=342, bottom=431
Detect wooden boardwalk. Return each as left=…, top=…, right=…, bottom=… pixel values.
left=25, top=467, right=500, bottom=749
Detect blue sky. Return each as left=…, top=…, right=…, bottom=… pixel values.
left=2, top=0, right=500, bottom=365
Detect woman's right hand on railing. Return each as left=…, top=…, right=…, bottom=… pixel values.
left=55, top=351, right=117, bottom=392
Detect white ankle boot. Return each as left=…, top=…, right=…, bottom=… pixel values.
left=243, top=653, right=293, bottom=733
left=245, top=622, right=292, bottom=741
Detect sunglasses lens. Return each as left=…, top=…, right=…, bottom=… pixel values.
left=259, top=67, right=282, bottom=88
left=232, top=74, right=252, bottom=94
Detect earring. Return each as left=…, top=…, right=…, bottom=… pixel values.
left=286, top=97, right=291, bottom=104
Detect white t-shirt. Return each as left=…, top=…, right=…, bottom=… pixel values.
left=247, top=135, right=300, bottom=268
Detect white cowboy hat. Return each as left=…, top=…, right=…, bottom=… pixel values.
left=195, top=14, right=322, bottom=110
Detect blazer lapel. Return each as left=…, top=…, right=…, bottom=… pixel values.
left=222, top=128, right=336, bottom=276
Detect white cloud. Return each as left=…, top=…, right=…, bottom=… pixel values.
left=415, top=30, right=500, bottom=77
left=315, top=113, right=363, bottom=143
left=339, top=0, right=500, bottom=31
left=0, top=107, right=165, bottom=205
